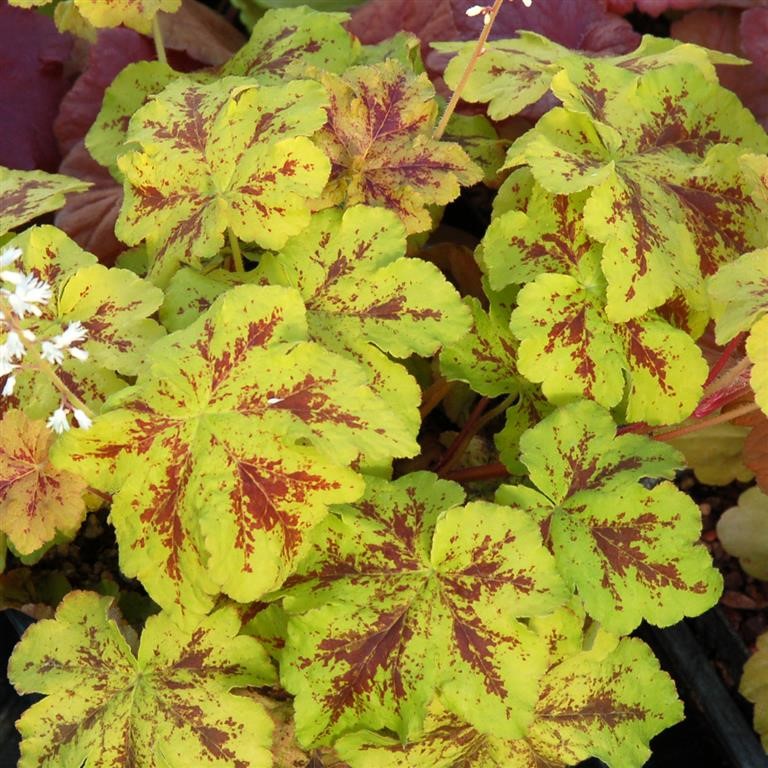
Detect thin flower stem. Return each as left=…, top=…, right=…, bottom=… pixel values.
left=420, top=376, right=455, bottom=419
left=0, top=297, right=94, bottom=418
left=650, top=402, right=760, bottom=443
left=228, top=226, right=245, bottom=274
left=153, top=16, right=168, bottom=66
left=433, top=0, right=505, bottom=141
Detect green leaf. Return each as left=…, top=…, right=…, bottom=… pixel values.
left=709, top=247, right=768, bottom=344
left=716, top=486, right=768, bottom=580
left=481, top=182, right=603, bottom=292
left=507, top=59, right=768, bottom=321
left=52, top=285, right=417, bottom=617
left=9, top=591, right=275, bottom=768
left=495, top=384, right=552, bottom=478
left=740, top=629, right=768, bottom=752
left=336, top=636, right=682, bottom=768
left=749, top=315, right=768, bottom=415
left=279, top=472, right=568, bottom=745
left=439, top=296, right=521, bottom=397
left=257, top=206, right=471, bottom=359
left=75, top=0, right=179, bottom=33
left=436, top=32, right=574, bottom=121
left=510, top=274, right=708, bottom=424
left=223, top=6, right=360, bottom=81
left=436, top=33, right=740, bottom=122
left=86, top=60, right=179, bottom=174
left=312, top=60, right=483, bottom=234
left=496, top=400, right=722, bottom=634
left=443, top=114, right=506, bottom=186
left=0, top=167, right=90, bottom=237
left=3, top=226, right=164, bottom=420
left=116, top=76, right=330, bottom=286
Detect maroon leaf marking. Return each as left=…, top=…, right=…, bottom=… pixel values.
left=317, top=607, right=413, bottom=723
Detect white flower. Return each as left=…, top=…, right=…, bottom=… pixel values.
left=465, top=4, right=485, bottom=16
left=1, top=375, right=15, bottom=397
left=46, top=406, right=70, bottom=434
left=40, top=340, right=65, bottom=365
left=21, top=328, right=36, bottom=342
left=72, top=408, right=92, bottom=430
left=54, top=321, right=88, bottom=348
left=5, top=274, right=52, bottom=318
left=0, top=246, right=22, bottom=269
left=2, top=331, right=25, bottom=360
left=522, top=0, right=532, bottom=6
left=0, top=360, right=17, bottom=378
left=68, top=347, right=89, bottom=362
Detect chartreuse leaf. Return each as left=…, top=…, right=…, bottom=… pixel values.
left=117, top=76, right=330, bottom=286
left=279, top=472, right=568, bottom=745
left=435, top=33, right=740, bottom=122
left=3, top=226, right=164, bottom=420
left=510, top=274, right=708, bottom=424
left=439, top=295, right=520, bottom=398
left=709, top=248, right=768, bottom=344
left=481, top=182, right=603, bottom=292
left=436, top=32, right=574, bottom=121
left=256, top=206, right=470, bottom=359
left=716, top=487, right=768, bottom=581
left=52, top=285, right=417, bottom=618
left=507, top=58, right=768, bottom=321
left=73, top=0, right=180, bottom=34
left=86, top=61, right=179, bottom=174
left=222, top=6, right=360, bottom=83
left=312, top=60, right=483, bottom=234
left=0, top=167, right=89, bottom=236
left=741, top=630, right=768, bottom=752
left=496, top=400, right=721, bottom=634
left=9, top=591, right=275, bottom=768
left=336, top=626, right=682, bottom=768
left=0, top=410, right=87, bottom=557
left=708, top=248, right=768, bottom=414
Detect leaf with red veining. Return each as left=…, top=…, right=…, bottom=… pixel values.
left=52, top=285, right=417, bottom=616
left=86, top=60, right=180, bottom=173
left=311, top=60, right=482, bottom=235
left=481, top=179, right=603, bottom=291
left=671, top=8, right=768, bottom=132
left=439, top=295, right=522, bottom=398
left=1, top=226, right=164, bottom=422
left=508, top=57, right=768, bottom=321
left=222, top=6, right=359, bottom=84
left=0, top=167, right=90, bottom=237
left=256, top=205, right=471, bottom=359
left=348, top=0, right=638, bottom=96
left=0, top=5, right=73, bottom=173
left=54, top=141, right=125, bottom=265
left=510, top=273, right=709, bottom=425
left=0, top=410, right=87, bottom=557
left=279, top=471, right=567, bottom=745
left=337, top=633, right=681, bottom=768
left=496, top=400, right=722, bottom=634
left=116, top=76, right=330, bottom=286
left=9, top=591, right=275, bottom=768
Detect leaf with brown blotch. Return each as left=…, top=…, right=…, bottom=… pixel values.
left=9, top=591, right=276, bottom=768
left=312, top=60, right=482, bottom=235
left=0, top=167, right=90, bottom=238
left=0, top=410, right=87, bottom=557
left=280, top=471, right=568, bottom=745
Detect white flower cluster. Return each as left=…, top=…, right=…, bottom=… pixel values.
left=0, top=245, right=92, bottom=433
